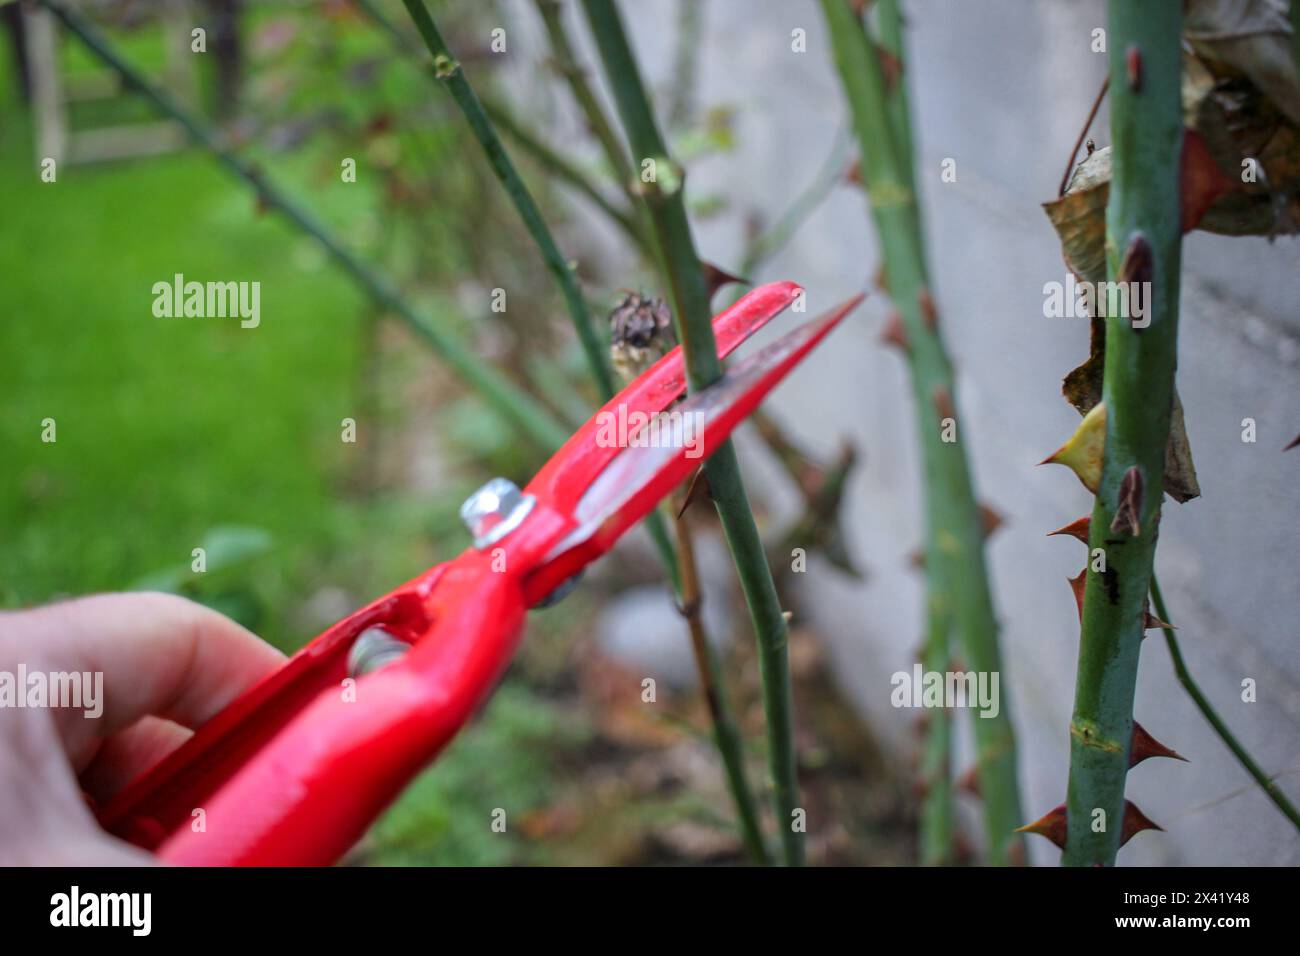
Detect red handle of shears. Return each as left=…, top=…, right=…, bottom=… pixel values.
left=96, top=281, right=856, bottom=866
left=98, top=558, right=523, bottom=865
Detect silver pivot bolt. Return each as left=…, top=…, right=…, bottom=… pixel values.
left=347, top=627, right=409, bottom=677
left=460, top=477, right=535, bottom=549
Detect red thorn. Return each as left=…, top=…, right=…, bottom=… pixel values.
left=908, top=548, right=925, bottom=569
left=1048, top=515, right=1091, bottom=544
left=980, top=503, right=1005, bottom=538
left=677, top=467, right=711, bottom=518
left=1126, top=44, right=1142, bottom=92
left=845, top=160, right=863, bottom=188
left=932, top=385, right=955, bottom=422
left=1120, top=800, right=1163, bottom=846
left=917, top=287, right=938, bottom=331
left=953, top=830, right=977, bottom=865
left=877, top=44, right=902, bottom=92
left=1143, top=610, right=1174, bottom=631
left=1130, top=721, right=1187, bottom=767
left=1016, top=804, right=1067, bottom=850
left=880, top=311, right=909, bottom=351
left=701, top=261, right=748, bottom=299
left=956, top=765, right=980, bottom=797
left=1068, top=569, right=1087, bottom=621
left=1110, top=465, right=1144, bottom=537
left=1118, top=234, right=1153, bottom=288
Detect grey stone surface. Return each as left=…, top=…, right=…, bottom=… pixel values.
left=505, top=0, right=1300, bottom=865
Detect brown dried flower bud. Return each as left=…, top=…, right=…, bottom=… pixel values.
left=609, top=293, right=677, bottom=383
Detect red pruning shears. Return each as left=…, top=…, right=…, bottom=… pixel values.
left=98, top=281, right=861, bottom=865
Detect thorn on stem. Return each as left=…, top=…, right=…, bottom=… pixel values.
left=876, top=44, right=903, bottom=92
left=1048, top=515, right=1091, bottom=544
left=979, top=503, right=1005, bottom=538
left=701, top=261, right=748, bottom=299
left=1016, top=804, right=1067, bottom=849
left=1118, top=233, right=1152, bottom=290
left=1110, top=465, right=1144, bottom=537
left=956, top=764, right=980, bottom=797
left=1120, top=800, right=1162, bottom=846
left=953, top=830, right=977, bottom=865
left=932, top=385, right=955, bottom=423
left=1068, top=569, right=1087, bottom=621
left=1143, top=609, right=1174, bottom=631
left=1039, top=402, right=1106, bottom=493
left=880, top=311, right=909, bottom=351
left=1130, top=721, right=1187, bottom=767
left=677, top=467, right=711, bottom=518
left=917, top=287, right=938, bottom=331
left=1125, top=45, right=1142, bottom=92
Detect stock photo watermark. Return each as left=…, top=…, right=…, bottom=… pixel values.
left=50, top=887, right=151, bottom=936
left=151, top=274, right=261, bottom=329
left=1042, top=273, right=1151, bottom=328
left=0, top=665, right=103, bottom=718
left=594, top=404, right=705, bottom=459
left=890, top=664, right=1000, bottom=719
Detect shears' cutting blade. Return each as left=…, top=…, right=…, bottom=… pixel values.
left=526, top=281, right=804, bottom=517
left=540, top=293, right=863, bottom=566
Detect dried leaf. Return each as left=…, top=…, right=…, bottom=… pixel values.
left=1185, top=0, right=1300, bottom=126
left=1042, top=148, right=1110, bottom=284
left=1184, top=53, right=1300, bottom=236
left=1180, top=130, right=1236, bottom=231
left=1061, top=331, right=1200, bottom=504
left=1164, top=392, right=1201, bottom=503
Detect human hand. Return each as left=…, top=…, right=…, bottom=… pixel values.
left=0, top=593, right=284, bottom=865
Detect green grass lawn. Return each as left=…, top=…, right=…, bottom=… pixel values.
left=0, top=15, right=479, bottom=632
left=0, top=129, right=368, bottom=617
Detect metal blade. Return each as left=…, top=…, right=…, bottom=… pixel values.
left=540, top=294, right=863, bottom=565
left=525, top=281, right=803, bottom=517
